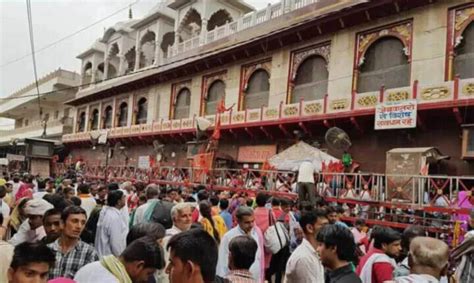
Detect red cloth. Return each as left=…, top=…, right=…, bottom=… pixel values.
left=254, top=207, right=273, bottom=268
left=16, top=183, right=33, bottom=201
left=192, top=207, right=200, bottom=223
left=356, top=248, right=394, bottom=283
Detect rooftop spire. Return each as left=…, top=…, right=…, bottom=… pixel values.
left=128, top=5, right=133, bottom=19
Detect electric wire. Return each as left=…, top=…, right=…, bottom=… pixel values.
left=0, top=0, right=141, bottom=68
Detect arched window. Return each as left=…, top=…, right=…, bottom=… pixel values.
left=103, top=106, right=113, bottom=129
left=244, top=70, right=270, bottom=110
left=161, top=32, right=175, bottom=58
left=90, top=109, right=99, bottom=130
left=179, top=9, right=202, bottom=42
left=107, top=43, right=120, bottom=79
left=357, top=37, right=409, bottom=93
left=136, top=98, right=148, bottom=124
left=97, top=63, right=105, bottom=82
left=139, top=31, right=156, bottom=68
left=118, top=102, right=128, bottom=127
left=174, top=88, right=191, bottom=119
left=292, top=56, right=328, bottom=103
left=207, top=10, right=232, bottom=31
left=454, top=22, right=474, bottom=79
left=205, top=80, right=225, bottom=115
left=124, top=47, right=136, bottom=74
left=78, top=112, right=86, bottom=132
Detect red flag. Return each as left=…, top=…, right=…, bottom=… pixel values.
left=211, top=116, right=221, bottom=140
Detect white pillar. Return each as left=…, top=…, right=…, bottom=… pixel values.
left=91, top=64, right=97, bottom=83
left=200, top=18, right=208, bottom=45
left=154, top=24, right=161, bottom=66
left=134, top=30, right=141, bottom=71
left=118, top=54, right=126, bottom=75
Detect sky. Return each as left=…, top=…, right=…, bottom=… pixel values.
left=0, top=0, right=280, bottom=128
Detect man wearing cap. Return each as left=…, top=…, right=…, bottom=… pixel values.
left=9, top=198, right=53, bottom=245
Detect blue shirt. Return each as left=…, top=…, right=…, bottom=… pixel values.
left=335, top=221, right=349, bottom=228
left=220, top=210, right=233, bottom=230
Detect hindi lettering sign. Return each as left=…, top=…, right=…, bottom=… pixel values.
left=237, top=145, right=277, bottom=163
left=375, top=100, right=417, bottom=130
left=138, top=156, right=150, bottom=169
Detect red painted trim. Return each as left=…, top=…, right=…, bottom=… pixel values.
left=413, top=80, right=418, bottom=100
left=64, top=100, right=474, bottom=144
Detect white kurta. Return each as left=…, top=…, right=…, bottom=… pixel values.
left=285, top=238, right=325, bottom=283
left=8, top=220, right=46, bottom=246
left=74, top=261, right=119, bottom=283
left=95, top=206, right=128, bottom=257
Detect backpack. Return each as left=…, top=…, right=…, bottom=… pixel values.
left=264, top=211, right=289, bottom=254
left=149, top=200, right=175, bottom=229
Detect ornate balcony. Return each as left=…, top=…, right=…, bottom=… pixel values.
left=62, top=78, right=474, bottom=144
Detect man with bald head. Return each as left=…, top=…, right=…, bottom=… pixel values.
left=395, top=237, right=449, bottom=283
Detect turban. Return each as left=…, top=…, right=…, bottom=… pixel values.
left=0, top=178, right=6, bottom=186
left=24, top=199, right=54, bottom=216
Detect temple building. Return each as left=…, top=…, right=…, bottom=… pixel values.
left=63, top=0, right=474, bottom=175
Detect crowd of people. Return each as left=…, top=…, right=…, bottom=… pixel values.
left=0, top=169, right=473, bottom=283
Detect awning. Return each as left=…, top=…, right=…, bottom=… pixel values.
left=268, top=141, right=339, bottom=172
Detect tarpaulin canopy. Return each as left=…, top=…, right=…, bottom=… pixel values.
left=268, top=141, right=339, bottom=172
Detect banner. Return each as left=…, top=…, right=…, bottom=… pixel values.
left=6, top=153, right=25, bottom=162
left=375, top=100, right=417, bottom=130
left=237, top=145, right=277, bottom=163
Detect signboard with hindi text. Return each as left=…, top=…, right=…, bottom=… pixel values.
left=137, top=156, right=150, bottom=169
left=237, top=145, right=277, bottom=163
left=375, top=100, right=417, bottom=130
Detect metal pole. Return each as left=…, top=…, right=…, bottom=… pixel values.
left=104, top=144, right=109, bottom=184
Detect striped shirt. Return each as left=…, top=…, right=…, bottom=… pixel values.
left=226, top=269, right=257, bottom=283
left=48, top=239, right=98, bottom=279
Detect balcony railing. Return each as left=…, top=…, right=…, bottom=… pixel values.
left=0, top=118, right=73, bottom=143
left=63, top=78, right=474, bottom=143
left=167, top=0, right=320, bottom=59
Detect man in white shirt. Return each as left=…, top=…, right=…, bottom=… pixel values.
left=395, top=237, right=449, bottom=283
left=77, top=183, right=97, bottom=219
left=95, top=190, right=129, bottom=257
left=0, top=185, right=10, bottom=218
left=216, top=206, right=265, bottom=282
left=297, top=161, right=316, bottom=206
left=285, top=208, right=328, bottom=283
left=9, top=199, right=53, bottom=246
left=75, top=237, right=165, bottom=283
